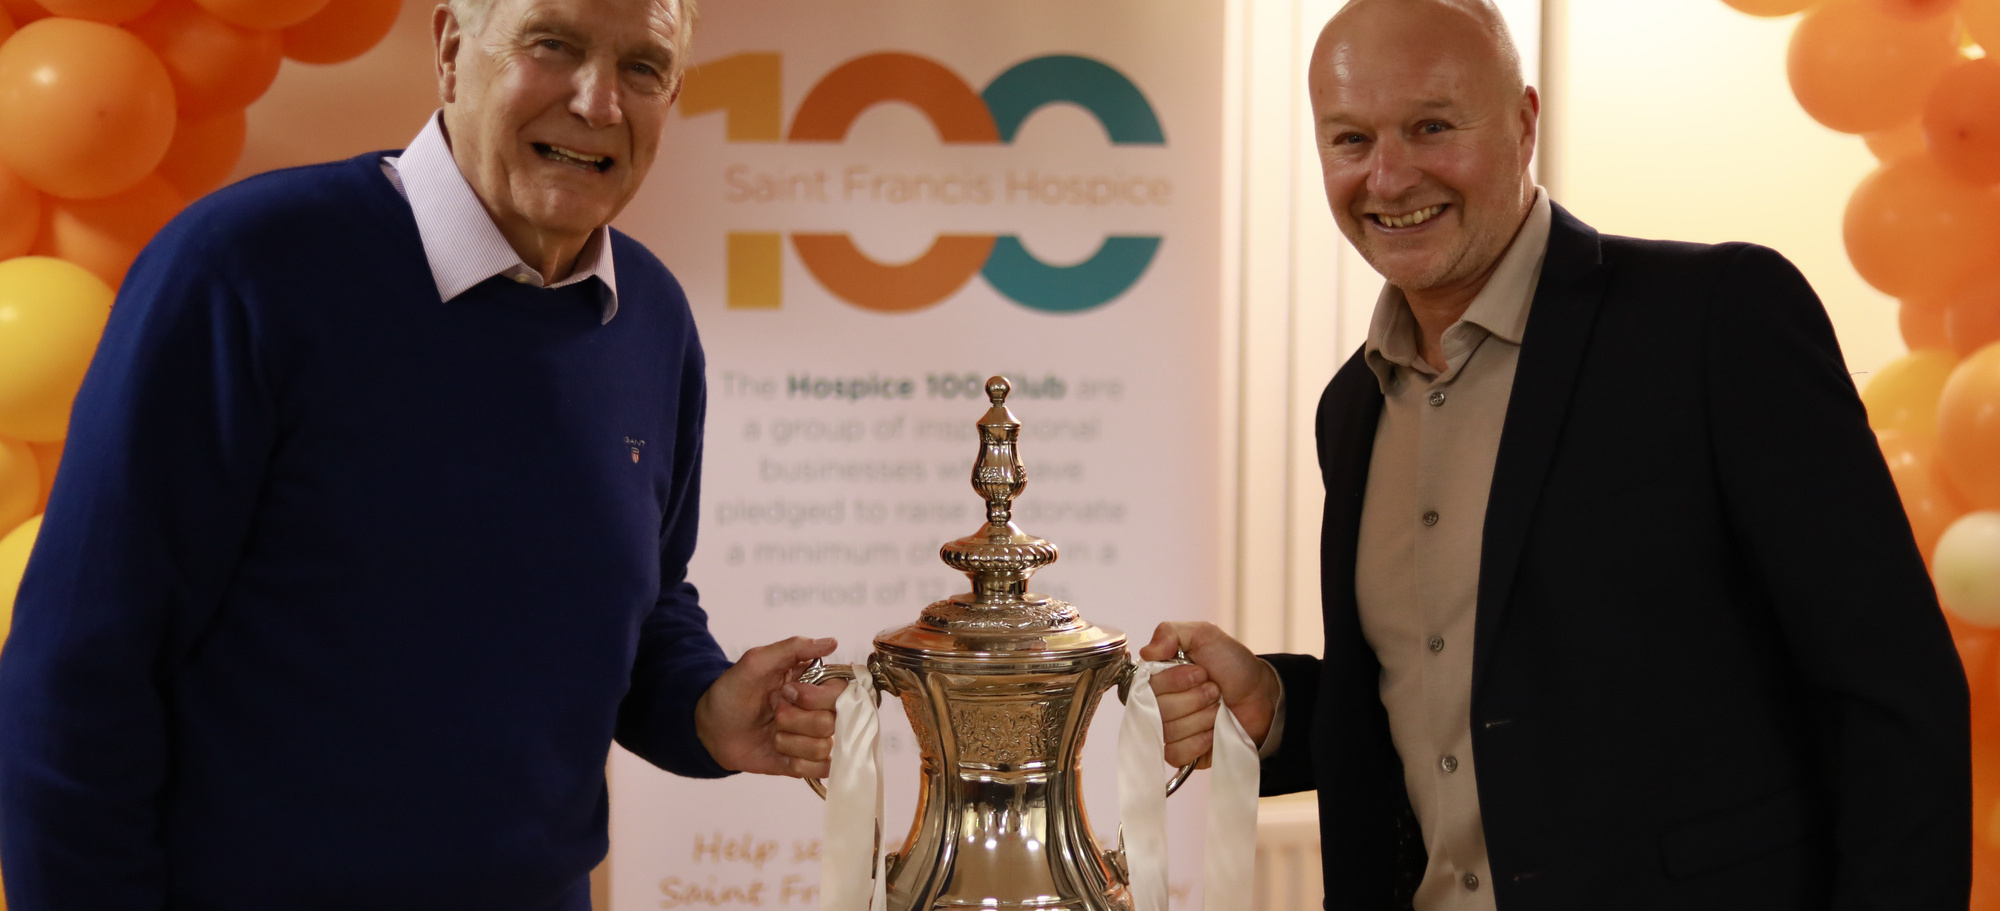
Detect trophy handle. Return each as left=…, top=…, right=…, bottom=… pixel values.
left=1116, top=651, right=1202, bottom=799
left=796, top=655, right=889, bottom=800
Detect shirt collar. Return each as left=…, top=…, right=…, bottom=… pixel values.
left=383, top=111, right=620, bottom=324
left=1364, top=187, right=1553, bottom=392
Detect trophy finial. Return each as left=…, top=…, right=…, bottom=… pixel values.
left=926, top=375, right=1074, bottom=631
left=973, top=376, right=1024, bottom=529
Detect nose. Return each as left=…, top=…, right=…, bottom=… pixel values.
left=570, top=56, right=624, bottom=129
left=1365, top=135, right=1421, bottom=203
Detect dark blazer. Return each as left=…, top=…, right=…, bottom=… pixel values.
left=1260, top=204, right=1970, bottom=910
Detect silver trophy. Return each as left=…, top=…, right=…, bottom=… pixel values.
left=801, top=376, right=1195, bottom=911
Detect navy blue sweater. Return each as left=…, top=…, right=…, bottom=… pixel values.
left=0, top=153, right=734, bottom=910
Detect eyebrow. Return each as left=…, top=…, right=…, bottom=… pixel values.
left=518, top=15, right=676, bottom=71
left=1318, top=98, right=1460, bottom=128
left=519, top=16, right=588, bottom=44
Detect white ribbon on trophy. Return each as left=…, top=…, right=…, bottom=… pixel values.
left=1119, top=660, right=1259, bottom=911
left=817, top=659, right=1260, bottom=911
left=821, top=663, right=888, bottom=911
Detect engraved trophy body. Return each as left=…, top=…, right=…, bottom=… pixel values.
left=803, top=377, right=1190, bottom=911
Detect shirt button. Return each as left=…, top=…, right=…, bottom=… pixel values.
left=1440, top=755, right=1458, bottom=773
left=1428, top=390, right=1446, bottom=406
left=1463, top=872, right=1479, bottom=891
left=1422, top=510, right=1439, bottom=526
left=1428, top=635, right=1445, bottom=653
left=510, top=273, right=533, bottom=284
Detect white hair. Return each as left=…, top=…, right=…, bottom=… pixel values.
left=448, top=0, right=698, bottom=86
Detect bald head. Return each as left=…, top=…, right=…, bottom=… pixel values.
left=1319, top=0, right=1525, bottom=113
left=1306, top=0, right=1539, bottom=309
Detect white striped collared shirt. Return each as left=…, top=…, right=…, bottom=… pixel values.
left=381, top=111, right=620, bottom=324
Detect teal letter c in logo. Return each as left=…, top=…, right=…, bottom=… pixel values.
left=979, top=56, right=1166, bottom=314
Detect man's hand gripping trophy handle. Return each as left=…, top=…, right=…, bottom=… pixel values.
left=1138, top=622, right=1283, bottom=769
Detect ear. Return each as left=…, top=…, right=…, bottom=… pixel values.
left=434, top=3, right=462, bottom=104
left=1518, top=84, right=1541, bottom=165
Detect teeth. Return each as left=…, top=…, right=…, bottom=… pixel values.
left=544, top=145, right=606, bottom=165
left=1378, top=204, right=1444, bottom=228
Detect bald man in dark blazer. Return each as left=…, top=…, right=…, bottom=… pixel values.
left=1142, top=1, right=1970, bottom=909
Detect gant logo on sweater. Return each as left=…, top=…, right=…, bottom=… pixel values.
left=625, top=437, right=646, bottom=463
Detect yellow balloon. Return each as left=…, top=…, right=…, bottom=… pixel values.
left=0, top=513, right=40, bottom=640
left=0, top=257, right=112, bottom=442
left=1937, top=511, right=2000, bottom=626
left=1862, top=349, right=1958, bottom=433
left=0, top=436, right=37, bottom=535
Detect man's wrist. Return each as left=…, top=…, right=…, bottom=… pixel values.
left=1256, top=658, right=1287, bottom=759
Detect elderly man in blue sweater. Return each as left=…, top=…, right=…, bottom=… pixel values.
left=0, top=0, right=844, bottom=906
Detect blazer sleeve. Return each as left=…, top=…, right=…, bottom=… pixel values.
left=1703, top=243, right=1970, bottom=908
left=613, top=325, right=735, bottom=778
left=1258, top=652, right=1323, bottom=796
left=0, top=236, right=280, bottom=911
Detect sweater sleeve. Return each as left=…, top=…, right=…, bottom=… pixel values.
left=1703, top=244, right=1970, bottom=909
left=614, top=322, right=735, bottom=778
left=0, top=235, right=280, bottom=910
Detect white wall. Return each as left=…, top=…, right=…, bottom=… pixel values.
left=1551, top=0, right=1898, bottom=380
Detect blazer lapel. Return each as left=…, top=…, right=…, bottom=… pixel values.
left=1472, top=203, right=1610, bottom=697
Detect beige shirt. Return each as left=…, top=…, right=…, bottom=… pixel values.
left=1355, top=189, right=1551, bottom=910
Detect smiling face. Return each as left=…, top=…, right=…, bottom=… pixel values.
left=1309, top=0, right=1538, bottom=303
left=435, top=0, right=685, bottom=257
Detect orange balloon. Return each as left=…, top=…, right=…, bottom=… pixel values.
left=1969, top=0, right=2000, bottom=54
left=0, top=0, right=47, bottom=28
left=1979, top=844, right=2000, bottom=911
left=1868, top=0, right=1961, bottom=17
left=1946, top=270, right=2000, bottom=357
left=280, top=0, right=397, bottom=64
left=0, top=3, right=15, bottom=43
left=32, top=175, right=185, bottom=288
left=192, top=0, right=329, bottom=32
left=128, top=0, right=283, bottom=118
left=1903, top=297, right=1953, bottom=349
left=37, top=0, right=159, bottom=24
left=0, top=163, right=40, bottom=260
left=1865, top=117, right=1929, bottom=161
left=1879, top=429, right=1970, bottom=560
left=1925, top=58, right=2000, bottom=185
left=28, top=438, right=57, bottom=513
left=1721, top=0, right=1817, bottom=13
left=156, top=108, right=246, bottom=199
left=1938, top=343, right=2000, bottom=509
left=1977, top=715, right=2000, bottom=855
left=0, top=19, right=177, bottom=200
left=1844, top=156, right=2000, bottom=300
left=1789, top=0, right=1961, bottom=134
left=1958, top=619, right=2000, bottom=777
left=1950, top=611, right=1998, bottom=686
left=0, top=437, right=36, bottom=537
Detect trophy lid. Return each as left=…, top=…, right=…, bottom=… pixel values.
left=875, top=377, right=1125, bottom=659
